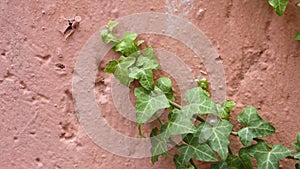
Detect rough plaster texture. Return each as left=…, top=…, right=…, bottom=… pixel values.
left=0, top=0, right=299, bottom=168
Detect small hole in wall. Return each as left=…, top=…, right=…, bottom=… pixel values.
left=35, top=158, right=40, bottom=162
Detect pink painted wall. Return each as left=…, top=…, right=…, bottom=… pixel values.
left=1, top=0, right=299, bottom=168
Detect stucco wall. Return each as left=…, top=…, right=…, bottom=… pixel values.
left=1, top=0, right=299, bottom=168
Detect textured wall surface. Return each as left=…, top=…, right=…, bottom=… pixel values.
left=1, top=0, right=299, bottom=168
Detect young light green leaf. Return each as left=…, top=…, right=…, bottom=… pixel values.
left=100, top=30, right=119, bottom=44
left=150, top=127, right=168, bottom=164
left=268, top=0, right=289, bottom=16
left=137, top=40, right=144, bottom=46
left=237, top=106, right=275, bottom=146
left=204, top=121, right=233, bottom=160
left=111, top=56, right=136, bottom=86
left=177, top=133, right=218, bottom=163
left=104, top=60, right=118, bottom=73
left=295, top=32, right=300, bottom=40
left=197, top=77, right=209, bottom=89
left=157, top=78, right=175, bottom=101
left=135, top=87, right=170, bottom=124
left=215, top=104, right=230, bottom=121
left=107, top=20, right=118, bottom=31
left=123, top=32, right=138, bottom=41
left=113, top=32, right=139, bottom=56
left=129, top=67, right=155, bottom=91
left=136, top=46, right=160, bottom=70
left=210, top=161, right=228, bottom=169
left=247, top=140, right=293, bottom=169
left=100, top=21, right=119, bottom=44
left=185, top=87, right=216, bottom=115
left=222, top=100, right=236, bottom=113
left=293, top=133, right=300, bottom=152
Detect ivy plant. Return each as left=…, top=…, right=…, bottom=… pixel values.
left=267, top=0, right=300, bottom=40
left=100, top=21, right=300, bottom=169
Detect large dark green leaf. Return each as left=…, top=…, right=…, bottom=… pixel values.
left=225, top=149, right=253, bottom=169
left=210, top=161, right=228, bottom=169
left=237, top=106, right=275, bottom=146
left=110, top=56, right=136, bottom=86
left=129, top=67, right=154, bottom=91
left=174, top=155, right=195, bottom=169
left=205, top=121, right=232, bottom=160
left=135, top=87, right=170, bottom=124
left=161, top=109, right=197, bottom=139
left=185, top=87, right=216, bottom=115
left=150, top=127, right=168, bottom=164
left=177, top=134, right=218, bottom=163
left=247, top=140, right=293, bottom=169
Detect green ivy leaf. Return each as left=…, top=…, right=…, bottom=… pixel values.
left=247, top=140, right=293, bottom=169
left=216, top=102, right=234, bottom=121
left=135, top=86, right=170, bottom=124
left=104, top=60, right=118, bottom=73
left=129, top=67, right=155, bottom=91
left=293, top=133, right=300, bottom=152
left=174, top=154, right=186, bottom=169
left=295, top=152, right=300, bottom=159
left=185, top=87, right=216, bottom=115
left=177, top=134, right=218, bottom=163
left=197, top=77, right=209, bottom=89
left=210, top=161, right=228, bottom=169
left=161, top=109, right=197, bottom=139
left=222, top=101, right=236, bottom=114
left=137, top=40, right=144, bottom=46
left=100, top=21, right=119, bottom=44
left=203, top=121, right=233, bottom=160
left=136, top=46, right=160, bottom=69
left=225, top=149, right=253, bottom=169
left=268, top=0, right=289, bottom=16
left=237, top=106, right=275, bottom=146
left=295, top=32, right=300, bottom=40
left=150, top=127, right=168, bottom=164
left=109, top=56, right=135, bottom=86
left=174, top=155, right=195, bottom=169
left=157, top=77, right=175, bottom=101
left=113, top=32, right=139, bottom=56
left=107, top=20, right=118, bottom=31
left=128, top=46, right=160, bottom=90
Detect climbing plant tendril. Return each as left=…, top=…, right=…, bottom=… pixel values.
left=100, top=21, right=300, bottom=169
